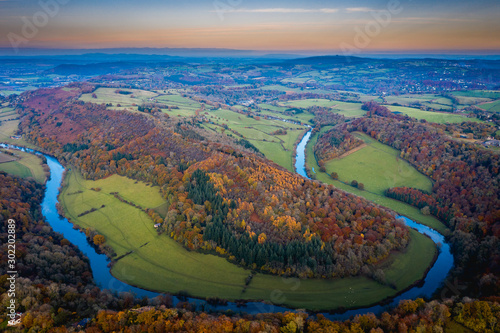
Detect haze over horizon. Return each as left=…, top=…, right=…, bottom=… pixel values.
left=1, top=0, right=499, bottom=55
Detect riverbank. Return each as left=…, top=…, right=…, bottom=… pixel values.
left=3, top=138, right=453, bottom=318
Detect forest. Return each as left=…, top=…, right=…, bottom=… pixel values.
left=14, top=85, right=410, bottom=279
left=314, top=127, right=364, bottom=165
left=344, top=102, right=499, bottom=297
left=1, top=171, right=499, bottom=332
left=0, top=69, right=498, bottom=331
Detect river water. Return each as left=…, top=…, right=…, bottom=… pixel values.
left=2, top=134, right=453, bottom=319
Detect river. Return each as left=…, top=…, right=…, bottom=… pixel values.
left=2, top=133, right=453, bottom=320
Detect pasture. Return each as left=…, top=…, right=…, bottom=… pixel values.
left=325, top=132, right=433, bottom=196
left=0, top=148, right=47, bottom=183
left=201, top=108, right=308, bottom=171
left=281, top=99, right=366, bottom=118
left=0, top=107, right=39, bottom=148
left=480, top=99, right=500, bottom=113
left=451, top=90, right=500, bottom=99
left=79, top=87, right=159, bottom=111
left=60, top=170, right=436, bottom=310
left=386, top=106, right=482, bottom=123
left=305, top=131, right=448, bottom=234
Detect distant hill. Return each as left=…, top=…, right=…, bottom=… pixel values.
left=0, top=47, right=308, bottom=59
left=44, top=61, right=188, bottom=76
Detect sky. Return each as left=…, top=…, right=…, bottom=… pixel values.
left=0, top=0, right=499, bottom=54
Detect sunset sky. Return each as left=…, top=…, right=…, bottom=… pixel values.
left=1, top=0, right=499, bottom=54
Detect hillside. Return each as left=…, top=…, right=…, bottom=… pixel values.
left=16, top=85, right=409, bottom=279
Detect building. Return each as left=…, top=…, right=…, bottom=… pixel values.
left=483, top=140, right=500, bottom=148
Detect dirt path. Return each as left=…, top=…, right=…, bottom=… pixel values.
left=0, top=151, right=17, bottom=163
left=336, top=143, right=367, bottom=159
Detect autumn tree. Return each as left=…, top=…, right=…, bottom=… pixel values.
left=93, top=234, right=106, bottom=246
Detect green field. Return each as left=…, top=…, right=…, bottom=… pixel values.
left=451, top=90, right=500, bottom=99
left=201, top=108, right=308, bottom=171
left=330, top=101, right=367, bottom=117
left=283, top=98, right=340, bottom=108
left=80, top=87, right=159, bottom=111
left=387, top=106, right=481, bottom=123
left=325, top=132, right=433, bottom=195
left=449, top=90, right=500, bottom=112
left=0, top=148, right=47, bottom=183
left=306, top=131, right=448, bottom=234
left=480, top=99, right=500, bottom=113
left=259, top=85, right=303, bottom=92
left=281, top=99, right=366, bottom=118
left=0, top=107, right=38, bottom=148
left=258, top=103, right=316, bottom=124
left=60, top=170, right=436, bottom=310
left=157, top=93, right=202, bottom=114
left=384, top=94, right=444, bottom=105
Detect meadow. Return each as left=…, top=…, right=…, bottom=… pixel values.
left=386, top=106, right=481, bottom=123
left=202, top=108, right=308, bottom=171
left=0, top=105, right=41, bottom=149
left=480, top=99, right=500, bottom=113
left=0, top=148, right=47, bottom=183
left=325, top=132, right=433, bottom=196
left=281, top=99, right=366, bottom=118
left=60, top=169, right=436, bottom=310
left=305, top=131, right=448, bottom=234
left=450, top=90, right=500, bottom=99
left=79, top=87, right=159, bottom=111
left=384, top=94, right=453, bottom=111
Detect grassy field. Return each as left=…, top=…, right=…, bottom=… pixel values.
left=386, top=106, right=481, bottom=123
left=157, top=93, right=202, bottom=114
left=60, top=170, right=436, bottom=310
left=480, top=99, right=500, bottom=113
left=283, top=98, right=340, bottom=108
left=330, top=101, right=367, bottom=117
left=201, top=108, right=308, bottom=171
left=450, top=90, right=500, bottom=112
left=80, top=87, right=159, bottom=111
left=306, top=131, right=448, bottom=234
left=450, top=90, right=500, bottom=99
left=0, top=148, right=47, bottom=183
left=455, top=96, right=492, bottom=105
left=258, top=103, right=316, bottom=124
left=384, top=94, right=455, bottom=111
left=0, top=105, right=40, bottom=146
left=281, top=99, right=366, bottom=118
left=325, top=132, right=433, bottom=195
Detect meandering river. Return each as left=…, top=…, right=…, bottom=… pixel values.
left=2, top=133, right=453, bottom=320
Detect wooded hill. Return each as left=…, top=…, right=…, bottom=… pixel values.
left=15, top=85, right=409, bottom=279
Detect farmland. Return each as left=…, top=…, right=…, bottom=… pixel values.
left=79, top=87, right=159, bottom=112
left=305, top=131, right=448, bottom=234
left=386, top=106, right=482, bottom=123
left=325, top=132, right=433, bottom=195
left=60, top=169, right=436, bottom=310
left=201, top=108, right=308, bottom=171
left=0, top=148, right=47, bottom=183
left=480, top=99, right=500, bottom=113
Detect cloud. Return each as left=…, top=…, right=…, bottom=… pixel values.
left=393, top=17, right=477, bottom=23
left=212, top=8, right=338, bottom=14
left=345, top=7, right=374, bottom=13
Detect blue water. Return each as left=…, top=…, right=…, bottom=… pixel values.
left=2, top=135, right=453, bottom=319
left=294, top=130, right=312, bottom=178
left=291, top=131, right=453, bottom=319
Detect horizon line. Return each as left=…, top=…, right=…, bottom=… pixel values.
left=0, top=46, right=499, bottom=55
